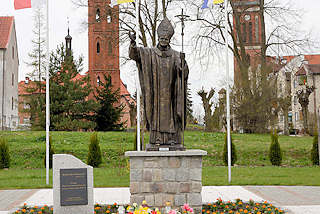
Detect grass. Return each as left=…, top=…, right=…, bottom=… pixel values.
left=0, top=130, right=319, bottom=188
left=1, top=166, right=320, bottom=189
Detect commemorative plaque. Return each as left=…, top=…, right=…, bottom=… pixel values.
left=60, top=168, right=88, bottom=206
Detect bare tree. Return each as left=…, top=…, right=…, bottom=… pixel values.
left=297, top=85, right=315, bottom=134
left=197, top=88, right=215, bottom=131
left=27, top=6, right=46, bottom=83
left=188, top=0, right=314, bottom=132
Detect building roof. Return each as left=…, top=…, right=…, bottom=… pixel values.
left=296, top=66, right=307, bottom=76
left=0, top=17, right=14, bottom=49
left=18, top=79, right=45, bottom=95
left=304, top=55, right=320, bottom=64
left=120, top=81, right=135, bottom=104
left=306, top=64, right=320, bottom=74
left=19, top=75, right=134, bottom=104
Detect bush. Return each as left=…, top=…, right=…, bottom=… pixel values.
left=269, top=130, right=282, bottom=166
left=87, top=133, right=102, bottom=167
left=0, top=137, right=10, bottom=169
left=311, top=132, right=319, bottom=165
left=223, top=133, right=237, bottom=166
left=43, top=136, right=55, bottom=169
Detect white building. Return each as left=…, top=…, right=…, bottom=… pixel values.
left=275, top=55, right=320, bottom=133
left=0, top=17, right=19, bottom=130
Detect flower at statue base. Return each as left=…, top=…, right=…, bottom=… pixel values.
left=133, top=201, right=151, bottom=214
left=181, top=204, right=193, bottom=213
left=168, top=210, right=177, bottom=214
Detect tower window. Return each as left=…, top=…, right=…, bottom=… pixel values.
left=108, top=41, right=112, bottom=55
left=106, top=9, right=112, bottom=23
left=96, top=8, right=101, bottom=22
left=248, top=22, right=252, bottom=43
left=255, top=16, right=259, bottom=43
left=97, top=42, right=100, bottom=54
left=12, top=97, right=14, bottom=110
left=12, top=46, right=14, bottom=59
left=242, top=23, right=247, bottom=43
left=97, top=76, right=101, bottom=86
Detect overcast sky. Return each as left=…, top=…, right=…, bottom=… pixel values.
left=1, top=0, right=320, bottom=118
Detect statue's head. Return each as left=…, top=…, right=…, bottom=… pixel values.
left=157, top=17, right=174, bottom=48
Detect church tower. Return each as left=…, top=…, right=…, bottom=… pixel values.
left=88, top=0, right=120, bottom=96
left=232, top=0, right=264, bottom=81
left=65, top=27, right=72, bottom=57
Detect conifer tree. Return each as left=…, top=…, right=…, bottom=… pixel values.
left=186, top=83, right=194, bottom=124
left=49, top=44, right=98, bottom=130
left=87, top=133, right=102, bottom=167
left=0, top=137, right=10, bottom=169
left=311, top=132, right=319, bottom=165
left=223, top=133, right=237, bottom=166
left=94, top=74, right=124, bottom=131
left=269, top=129, right=282, bottom=166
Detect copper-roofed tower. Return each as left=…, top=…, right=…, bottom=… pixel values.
left=65, top=27, right=72, bottom=57
left=87, top=0, right=120, bottom=98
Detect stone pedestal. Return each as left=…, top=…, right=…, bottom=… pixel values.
left=53, top=154, right=93, bottom=214
left=125, top=150, right=207, bottom=212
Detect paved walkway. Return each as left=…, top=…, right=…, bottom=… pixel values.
left=1, top=186, right=320, bottom=214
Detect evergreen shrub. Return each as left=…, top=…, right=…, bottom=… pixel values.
left=43, top=136, right=55, bottom=169
left=223, top=133, right=237, bottom=166
left=0, top=137, right=10, bottom=169
left=311, top=132, right=319, bottom=165
left=269, top=130, right=282, bottom=166
left=87, top=133, right=102, bottom=167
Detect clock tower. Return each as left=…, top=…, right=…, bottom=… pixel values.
left=88, top=0, right=120, bottom=97
left=232, top=0, right=264, bottom=81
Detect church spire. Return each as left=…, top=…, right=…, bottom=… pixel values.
left=65, top=18, right=72, bottom=56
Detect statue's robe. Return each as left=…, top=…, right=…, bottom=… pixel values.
left=129, top=44, right=189, bottom=146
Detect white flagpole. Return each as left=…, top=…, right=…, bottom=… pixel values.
left=224, top=0, right=232, bottom=183
left=135, top=0, right=141, bottom=151
left=45, top=0, right=50, bottom=185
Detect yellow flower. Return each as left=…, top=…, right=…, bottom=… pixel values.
left=22, top=209, right=26, bottom=213
left=244, top=210, right=248, bottom=213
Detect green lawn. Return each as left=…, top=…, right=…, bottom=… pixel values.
left=1, top=166, right=319, bottom=189
left=0, top=130, right=319, bottom=188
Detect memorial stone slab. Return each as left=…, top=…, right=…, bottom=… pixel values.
left=53, top=154, right=93, bottom=214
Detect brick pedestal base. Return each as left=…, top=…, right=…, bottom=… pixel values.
left=125, top=150, right=207, bottom=213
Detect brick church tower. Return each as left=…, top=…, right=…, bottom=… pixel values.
left=232, top=0, right=264, bottom=82
left=88, top=0, right=120, bottom=97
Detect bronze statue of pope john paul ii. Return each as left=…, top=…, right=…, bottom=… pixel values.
left=129, top=17, right=189, bottom=151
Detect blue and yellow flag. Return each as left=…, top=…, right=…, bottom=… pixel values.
left=110, top=0, right=134, bottom=7
left=202, top=0, right=224, bottom=9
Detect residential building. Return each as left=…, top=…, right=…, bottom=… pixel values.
left=0, top=17, right=19, bottom=130
left=273, top=55, right=320, bottom=133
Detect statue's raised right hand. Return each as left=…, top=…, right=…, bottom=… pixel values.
left=129, top=31, right=136, bottom=43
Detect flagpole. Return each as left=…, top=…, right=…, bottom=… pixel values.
left=224, top=0, right=231, bottom=183
left=135, top=0, right=141, bottom=151
left=45, top=0, right=50, bottom=185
